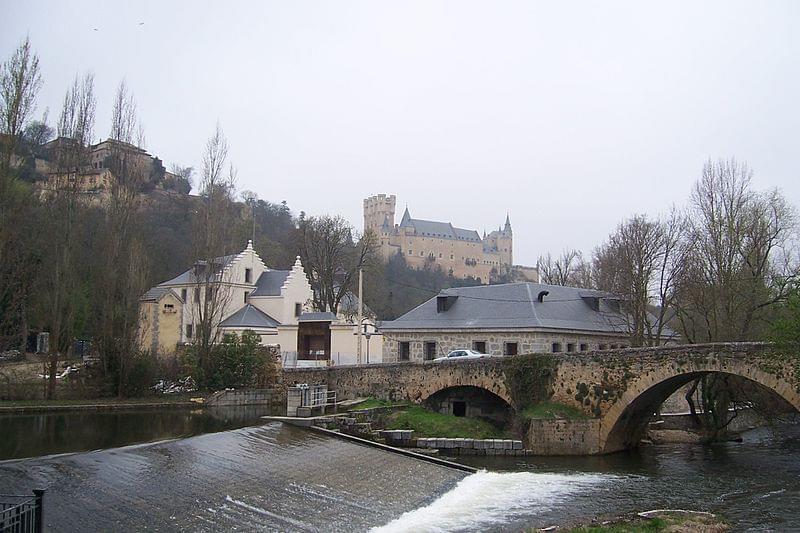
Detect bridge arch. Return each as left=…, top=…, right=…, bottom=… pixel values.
left=599, top=357, right=800, bottom=453
left=405, top=363, right=514, bottom=408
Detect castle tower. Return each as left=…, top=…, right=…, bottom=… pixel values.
left=363, top=194, right=396, bottom=235
left=498, top=214, right=513, bottom=266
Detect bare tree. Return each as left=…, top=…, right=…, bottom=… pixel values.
left=57, top=72, right=95, bottom=147
left=0, top=37, right=43, bottom=351
left=537, top=249, right=592, bottom=287
left=298, top=216, right=378, bottom=313
left=675, top=159, right=798, bottom=342
left=94, top=90, right=152, bottom=395
left=40, top=75, right=98, bottom=397
left=593, top=211, right=686, bottom=346
left=109, top=79, right=140, bottom=145
left=189, top=123, right=240, bottom=372
left=0, top=36, right=42, bottom=187
left=164, top=163, right=194, bottom=194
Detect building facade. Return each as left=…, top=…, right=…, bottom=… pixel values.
left=364, top=194, right=514, bottom=283
left=138, top=241, right=383, bottom=366
left=380, top=282, right=675, bottom=362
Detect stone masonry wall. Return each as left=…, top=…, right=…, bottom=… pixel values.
left=382, top=330, right=629, bottom=363
left=526, top=419, right=601, bottom=455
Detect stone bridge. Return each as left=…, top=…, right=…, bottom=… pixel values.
left=282, top=343, right=800, bottom=454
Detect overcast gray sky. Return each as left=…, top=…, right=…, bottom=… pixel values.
left=4, top=1, right=799, bottom=266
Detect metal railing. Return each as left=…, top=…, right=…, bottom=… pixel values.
left=0, top=490, right=44, bottom=533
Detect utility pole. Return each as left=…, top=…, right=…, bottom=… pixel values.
left=357, top=268, right=363, bottom=365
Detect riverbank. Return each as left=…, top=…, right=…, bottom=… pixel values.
left=0, top=393, right=206, bottom=413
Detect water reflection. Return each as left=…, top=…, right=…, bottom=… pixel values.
left=0, top=405, right=276, bottom=460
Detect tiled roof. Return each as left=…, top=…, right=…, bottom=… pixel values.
left=159, top=254, right=238, bottom=286
left=298, top=312, right=338, bottom=322
left=398, top=210, right=482, bottom=242
left=140, top=287, right=179, bottom=302
left=380, top=282, right=676, bottom=336
left=250, top=270, right=290, bottom=297
left=219, top=304, right=280, bottom=329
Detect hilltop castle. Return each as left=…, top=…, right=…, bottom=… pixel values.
left=364, top=194, right=514, bottom=283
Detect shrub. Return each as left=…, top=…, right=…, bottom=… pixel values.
left=183, top=330, right=277, bottom=390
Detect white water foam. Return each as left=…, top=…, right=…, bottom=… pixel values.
left=371, top=470, right=612, bottom=533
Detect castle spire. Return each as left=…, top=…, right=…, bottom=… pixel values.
left=400, top=206, right=412, bottom=226
left=504, top=213, right=512, bottom=235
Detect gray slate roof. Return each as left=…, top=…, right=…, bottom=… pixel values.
left=140, top=287, right=179, bottom=302
left=298, top=312, right=337, bottom=322
left=397, top=207, right=481, bottom=242
left=159, top=254, right=238, bottom=286
left=219, top=304, right=280, bottom=329
left=250, top=270, right=290, bottom=297
left=381, top=282, right=670, bottom=335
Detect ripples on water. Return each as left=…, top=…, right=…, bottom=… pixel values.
left=0, top=423, right=465, bottom=532
left=2, top=417, right=800, bottom=531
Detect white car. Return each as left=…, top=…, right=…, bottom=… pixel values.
left=434, top=349, right=486, bottom=362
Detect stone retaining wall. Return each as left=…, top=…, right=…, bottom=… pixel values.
left=526, top=418, right=602, bottom=455
left=206, top=388, right=280, bottom=407
left=414, top=437, right=527, bottom=455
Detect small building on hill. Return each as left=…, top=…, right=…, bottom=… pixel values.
left=380, top=282, right=675, bottom=362
left=138, top=241, right=382, bottom=366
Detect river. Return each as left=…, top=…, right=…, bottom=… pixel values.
left=1, top=409, right=799, bottom=531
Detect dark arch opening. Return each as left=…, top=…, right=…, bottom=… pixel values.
left=604, top=371, right=798, bottom=453
left=424, top=386, right=513, bottom=426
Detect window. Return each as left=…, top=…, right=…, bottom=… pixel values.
left=408, top=250, right=413, bottom=256
left=163, top=303, right=174, bottom=312
left=610, top=344, right=618, bottom=349
left=185, top=324, right=193, bottom=339
left=552, top=342, right=562, bottom=353
left=244, top=291, right=250, bottom=303
left=206, top=286, right=214, bottom=300
left=194, top=288, right=200, bottom=303
left=599, top=344, right=607, bottom=350
left=579, top=343, right=588, bottom=352
left=567, top=343, right=575, bottom=352
left=424, top=342, right=437, bottom=361
left=504, top=342, right=518, bottom=356
left=295, top=303, right=302, bottom=317
left=245, top=268, right=252, bottom=283
left=473, top=341, right=487, bottom=353
left=399, top=342, right=410, bottom=361
left=181, top=288, right=187, bottom=302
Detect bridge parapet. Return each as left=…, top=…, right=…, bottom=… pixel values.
left=278, top=343, right=798, bottom=454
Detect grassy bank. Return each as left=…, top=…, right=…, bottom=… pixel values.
left=351, top=398, right=408, bottom=410
left=385, top=405, right=509, bottom=439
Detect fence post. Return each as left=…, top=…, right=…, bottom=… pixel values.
left=33, top=489, right=45, bottom=533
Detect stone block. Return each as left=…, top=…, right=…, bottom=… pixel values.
left=462, top=439, right=474, bottom=449
left=473, top=440, right=485, bottom=450
left=512, top=440, right=523, bottom=450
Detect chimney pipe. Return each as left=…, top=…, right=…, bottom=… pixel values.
left=537, top=290, right=549, bottom=302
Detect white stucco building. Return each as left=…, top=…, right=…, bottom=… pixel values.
left=138, top=241, right=383, bottom=366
